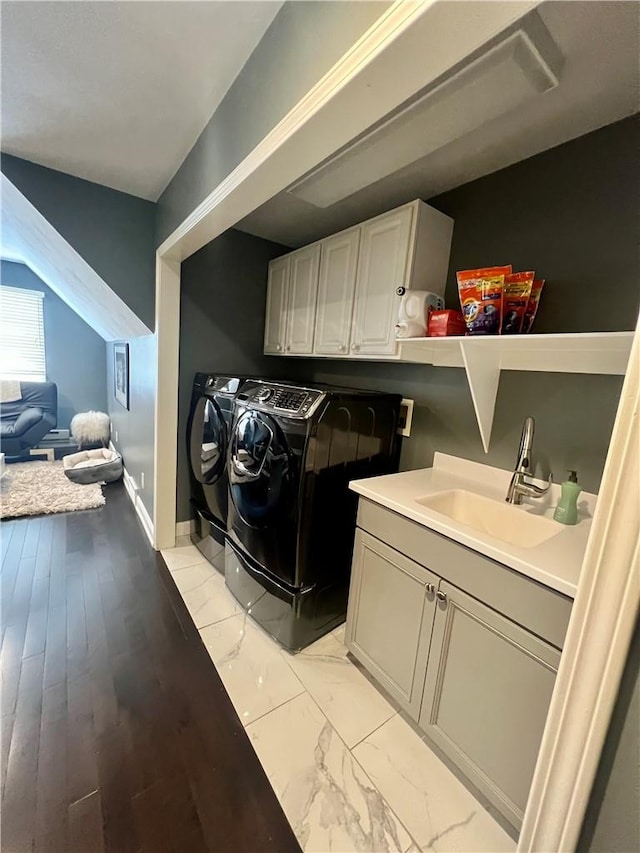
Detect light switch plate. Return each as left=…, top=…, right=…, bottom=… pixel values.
left=398, top=398, right=414, bottom=436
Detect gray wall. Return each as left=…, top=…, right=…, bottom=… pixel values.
left=1, top=260, right=107, bottom=429
left=579, top=619, right=640, bottom=852
left=0, top=155, right=157, bottom=515
left=177, top=229, right=309, bottom=521
left=106, top=335, right=157, bottom=513
left=156, top=1, right=389, bottom=244
left=313, top=117, right=639, bottom=494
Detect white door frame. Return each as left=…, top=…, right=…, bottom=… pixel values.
left=152, top=2, right=639, bottom=849
left=519, top=318, right=639, bottom=851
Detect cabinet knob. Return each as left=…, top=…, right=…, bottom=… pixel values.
left=396, top=286, right=406, bottom=296
left=338, top=345, right=347, bottom=353
left=426, top=583, right=435, bottom=595
left=436, top=591, right=447, bottom=604
left=276, top=344, right=282, bottom=352
left=352, top=344, right=360, bottom=352
left=285, top=345, right=291, bottom=352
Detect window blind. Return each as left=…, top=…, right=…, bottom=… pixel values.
left=0, top=285, right=46, bottom=381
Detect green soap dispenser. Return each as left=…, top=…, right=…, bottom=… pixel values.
left=554, top=470, right=581, bottom=525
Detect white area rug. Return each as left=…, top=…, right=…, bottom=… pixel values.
left=0, top=460, right=105, bottom=519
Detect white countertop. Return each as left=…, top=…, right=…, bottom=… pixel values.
left=350, top=453, right=597, bottom=598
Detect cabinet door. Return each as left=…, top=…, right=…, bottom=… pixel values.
left=314, top=227, right=360, bottom=355
left=285, top=244, right=321, bottom=354
left=350, top=205, right=414, bottom=356
left=345, top=529, right=438, bottom=717
left=419, top=581, right=560, bottom=830
left=264, top=256, right=290, bottom=354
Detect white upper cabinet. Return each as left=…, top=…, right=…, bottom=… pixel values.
left=314, top=227, right=361, bottom=356
left=285, top=244, right=321, bottom=354
left=264, top=199, right=453, bottom=359
left=350, top=206, right=414, bottom=356
left=264, top=255, right=290, bottom=354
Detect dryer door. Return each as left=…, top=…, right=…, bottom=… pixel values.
left=190, top=396, right=227, bottom=486
left=230, top=410, right=295, bottom=528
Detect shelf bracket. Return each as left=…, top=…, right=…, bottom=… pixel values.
left=460, top=340, right=502, bottom=453
left=398, top=331, right=634, bottom=453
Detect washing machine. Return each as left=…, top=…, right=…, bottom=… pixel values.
left=225, top=380, right=401, bottom=650
left=187, top=373, right=247, bottom=572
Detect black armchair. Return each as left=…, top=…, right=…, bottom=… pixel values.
left=0, top=381, right=57, bottom=457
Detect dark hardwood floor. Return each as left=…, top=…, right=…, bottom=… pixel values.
left=1, top=482, right=300, bottom=853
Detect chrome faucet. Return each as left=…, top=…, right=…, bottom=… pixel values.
left=506, top=417, right=552, bottom=505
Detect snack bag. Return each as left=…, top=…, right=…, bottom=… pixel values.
left=457, top=266, right=511, bottom=335
left=501, top=271, right=534, bottom=334
left=522, top=279, right=545, bottom=333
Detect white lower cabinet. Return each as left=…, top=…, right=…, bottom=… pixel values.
left=346, top=508, right=569, bottom=832
left=419, top=581, right=560, bottom=829
left=346, top=530, right=437, bottom=717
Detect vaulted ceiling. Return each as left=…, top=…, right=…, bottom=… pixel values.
left=1, top=1, right=283, bottom=200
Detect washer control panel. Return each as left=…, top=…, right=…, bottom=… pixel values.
left=254, top=387, right=274, bottom=404
left=272, top=388, right=307, bottom=411
left=246, top=383, right=324, bottom=418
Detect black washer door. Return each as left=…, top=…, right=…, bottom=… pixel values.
left=190, top=396, right=226, bottom=485
left=230, top=411, right=293, bottom=529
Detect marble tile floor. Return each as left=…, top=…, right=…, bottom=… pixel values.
left=161, top=542, right=517, bottom=853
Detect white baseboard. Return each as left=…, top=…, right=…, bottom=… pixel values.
left=176, top=519, right=195, bottom=537
left=121, top=463, right=136, bottom=501
left=121, top=461, right=155, bottom=549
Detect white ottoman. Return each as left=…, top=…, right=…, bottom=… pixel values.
left=63, top=448, right=123, bottom=485
left=70, top=411, right=110, bottom=448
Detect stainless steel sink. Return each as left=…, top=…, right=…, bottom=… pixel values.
left=415, top=489, right=562, bottom=549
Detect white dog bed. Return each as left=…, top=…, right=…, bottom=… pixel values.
left=63, top=448, right=123, bottom=484
left=70, top=411, right=110, bottom=448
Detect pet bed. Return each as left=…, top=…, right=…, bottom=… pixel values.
left=63, top=448, right=123, bottom=485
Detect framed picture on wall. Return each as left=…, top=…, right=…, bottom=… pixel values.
left=114, top=342, right=129, bottom=410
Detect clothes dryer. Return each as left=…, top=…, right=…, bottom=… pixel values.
left=187, top=373, right=246, bottom=571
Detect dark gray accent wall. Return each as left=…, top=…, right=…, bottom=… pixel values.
left=0, top=155, right=157, bottom=516
left=156, top=1, right=390, bottom=244
left=579, top=619, right=640, bottom=853
left=177, top=229, right=309, bottom=522
left=313, top=117, right=639, bottom=494
left=433, top=114, right=639, bottom=334
left=1, top=260, right=107, bottom=429
left=1, top=154, right=156, bottom=330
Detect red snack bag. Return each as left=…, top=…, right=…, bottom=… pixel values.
left=522, top=279, right=545, bottom=333
left=457, top=266, right=511, bottom=335
left=501, top=271, right=534, bottom=334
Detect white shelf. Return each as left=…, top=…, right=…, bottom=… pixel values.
left=397, top=332, right=634, bottom=451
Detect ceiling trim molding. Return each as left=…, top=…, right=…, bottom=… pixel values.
left=1, top=174, right=151, bottom=341
left=158, top=0, right=540, bottom=261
